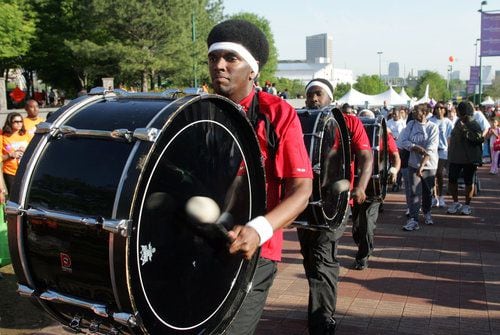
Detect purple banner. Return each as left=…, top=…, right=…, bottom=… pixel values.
left=467, top=83, right=476, bottom=94
left=469, top=66, right=480, bottom=85
left=481, top=12, right=500, bottom=57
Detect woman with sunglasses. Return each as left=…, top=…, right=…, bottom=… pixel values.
left=2, top=112, right=30, bottom=193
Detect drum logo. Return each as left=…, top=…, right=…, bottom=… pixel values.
left=60, top=253, right=72, bottom=273
left=140, top=242, right=156, bottom=266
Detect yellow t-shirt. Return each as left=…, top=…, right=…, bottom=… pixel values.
left=23, top=116, right=44, bottom=138
left=2, top=132, right=31, bottom=176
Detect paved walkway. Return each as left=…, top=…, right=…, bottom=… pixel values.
left=1, top=165, right=499, bottom=335
left=256, top=164, right=500, bottom=335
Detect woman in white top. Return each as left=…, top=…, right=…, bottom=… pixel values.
left=397, top=104, right=439, bottom=231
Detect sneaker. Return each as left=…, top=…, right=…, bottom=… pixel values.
left=461, top=205, right=472, bottom=215
left=403, top=218, right=420, bottom=231
left=447, top=202, right=462, bottom=214
left=432, top=197, right=439, bottom=207
left=353, top=258, right=368, bottom=270
left=424, top=212, right=434, bottom=225
left=405, top=208, right=410, bottom=218
left=438, top=196, right=446, bottom=208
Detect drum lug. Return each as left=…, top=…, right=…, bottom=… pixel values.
left=102, top=219, right=132, bottom=237
left=133, top=127, right=159, bottom=142
left=312, top=163, right=321, bottom=174
left=309, top=200, right=322, bottom=207
left=40, top=290, right=109, bottom=318
left=17, top=283, right=35, bottom=297
left=35, top=122, right=53, bottom=134
left=5, top=200, right=23, bottom=216
left=113, top=312, right=137, bottom=327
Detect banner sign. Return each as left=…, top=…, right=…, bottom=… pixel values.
left=466, top=83, right=476, bottom=94
left=481, top=12, right=500, bottom=57
left=469, top=66, right=480, bottom=85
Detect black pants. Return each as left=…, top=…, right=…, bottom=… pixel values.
left=297, top=213, right=348, bottom=334
left=225, top=257, right=277, bottom=335
left=352, top=200, right=381, bottom=261
left=3, top=173, right=15, bottom=194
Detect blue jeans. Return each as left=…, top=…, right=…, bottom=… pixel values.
left=408, top=167, right=436, bottom=220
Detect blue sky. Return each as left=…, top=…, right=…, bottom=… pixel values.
left=222, top=0, right=500, bottom=80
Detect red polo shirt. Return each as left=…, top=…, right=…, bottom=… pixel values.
left=239, top=90, right=313, bottom=261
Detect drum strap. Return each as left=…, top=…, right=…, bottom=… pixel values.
left=247, top=92, right=283, bottom=188
left=248, top=93, right=279, bottom=162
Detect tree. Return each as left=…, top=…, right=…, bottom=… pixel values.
left=273, top=77, right=306, bottom=99
left=354, top=75, right=387, bottom=95
left=333, top=83, right=351, bottom=100
left=414, top=71, right=448, bottom=101
left=0, top=0, right=36, bottom=77
left=228, top=12, right=278, bottom=83
left=483, top=77, right=500, bottom=100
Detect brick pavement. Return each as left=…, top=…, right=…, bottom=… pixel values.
left=1, top=166, right=499, bottom=335
left=255, top=164, right=500, bottom=335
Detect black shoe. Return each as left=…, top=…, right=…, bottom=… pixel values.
left=325, top=317, right=336, bottom=334
left=353, top=258, right=368, bottom=270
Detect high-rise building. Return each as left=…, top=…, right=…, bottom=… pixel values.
left=306, top=33, right=333, bottom=64
left=388, top=62, right=399, bottom=78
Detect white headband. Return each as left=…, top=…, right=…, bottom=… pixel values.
left=306, top=80, right=333, bottom=100
left=208, top=42, right=259, bottom=74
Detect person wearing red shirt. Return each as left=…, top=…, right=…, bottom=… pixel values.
left=207, top=20, right=313, bottom=334
left=354, top=109, right=401, bottom=271
left=300, top=79, right=372, bottom=334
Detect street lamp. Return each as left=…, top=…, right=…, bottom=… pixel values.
left=478, top=1, right=487, bottom=104
left=474, top=38, right=481, bottom=67
left=377, top=51, right=383, bottom=91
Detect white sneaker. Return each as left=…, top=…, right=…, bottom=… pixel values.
left=438, top=196, right=446, bottom=208
left=461, top=205, right=472, bottom=215
left=403, top=218, right=420, bottom=231
left=432, top=197, right=438, bottom=207
left=424, top=212, right=434, bottom=225
left=447, top=202, right=462, bottom=214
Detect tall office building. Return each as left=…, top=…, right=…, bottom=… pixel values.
left=306, top=33, right=333, bottom=64
left=388, top=62, right=399, bottom=78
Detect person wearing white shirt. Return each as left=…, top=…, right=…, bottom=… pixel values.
left=386, top=109, right=405, bottom=140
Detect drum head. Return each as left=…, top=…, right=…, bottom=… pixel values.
left=295, top=108, right=351, bottom=230
left=130, top=96, right=265, bottom=334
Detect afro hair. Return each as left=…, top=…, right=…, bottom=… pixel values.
left=207, top=19, right=269, bottom=68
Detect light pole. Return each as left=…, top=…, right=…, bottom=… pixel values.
left=474, top=38, right=480, bottom=66
left=377, top=51, right=383, bottom=91
left=478, top=1, right=487, bottom=104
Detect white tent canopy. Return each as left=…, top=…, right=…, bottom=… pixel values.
left=414, top=84, right=430, bottom=105
left=336, top=87, right=372, bottom=107
left=371, top=87, right=409, bottom=106
left=481, top=96, right=495, bottom=106
left=399, top=87, right=412, bottom=103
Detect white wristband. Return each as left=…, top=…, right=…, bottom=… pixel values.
left=389, top=167, right=398, bottom=175
left=246, top=216, right=273, bottom=246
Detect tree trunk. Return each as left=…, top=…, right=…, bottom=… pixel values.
left=142, top=71, right=148, bottom=92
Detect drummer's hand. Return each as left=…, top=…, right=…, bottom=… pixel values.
left=227, top=225, right=260, bottom=260
left=388, top=167, right=398, bottom=184
left=351, top=187, right=366, bottom=204
left=417, top=166, right=424, bottom=177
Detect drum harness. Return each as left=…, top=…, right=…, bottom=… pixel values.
left=246, top=92, right=285, bottom=202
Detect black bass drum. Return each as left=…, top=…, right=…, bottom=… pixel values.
left=6, top=90, right=266, bottom=335
left=292, top=107, right=351, bottom=231
left=358, top=116, right=389, bottom=200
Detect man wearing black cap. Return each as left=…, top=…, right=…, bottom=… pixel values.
left=298, top=78, right=373, bottom=334
left=207, top=20, right=313, bottom=334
